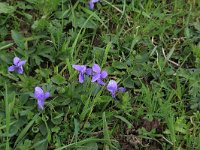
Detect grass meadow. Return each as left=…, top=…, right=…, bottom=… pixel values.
left=0, top=0, right=200, bottom=149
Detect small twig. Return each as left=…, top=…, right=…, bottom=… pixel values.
left=151, top=36, right=156, bottom=46
left=162, top=48, right=180, bottom=67
left=160, top=135, right=173, bottom=145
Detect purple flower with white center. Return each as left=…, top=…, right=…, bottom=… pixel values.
left=91, top=64, right=108, bottom=85
left=88, top=0, right=100, bottom=9
left=8, top=57, right=26, bottom=74
left=107, top=80, right=126, bottom=98
left=72, top=64, right=92, bottom=83
left=107, top=80, right=117, bottom=98
left=34, top=87, right=50, bottom=110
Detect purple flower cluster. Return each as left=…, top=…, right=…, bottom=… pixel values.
left=73, top=63, right=126, bottom=98
left=8, top=56, right=126, bottom=110
left=73, top=64, right=108, bottom=85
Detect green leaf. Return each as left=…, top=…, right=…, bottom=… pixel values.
left=77, top=143, right=98, bottom=150
left=193, top=22, right=200, bottom=32
left=51, top=74, right=66, bottom=85
left=93, top=47, right=105, bottom=65
left=123, top=76, right=134, bottom=88
left=112, top=61, right=127, bottom=69
left=101, top=42, right=111, bottom=67
left=192, top=44, right=200, bottom=58
left=30, top=138, right=48, bottom=150
left=0, top=2, right=15, bottom=14
left=115, top=115, right=133, bottom=129
left=121, top=92, right=131, bottom=111
left=95, top=96, right=112, bottom=103
left=11, top=30, right=25, bottom=49
left=73, top=118, right=80, bottom=143
left=184, top=27, right=190, bottom=38
left=32, top=19, right=49, bottom=30
left=51, top=112, right=63, bottom=125
left=73, top=17, right=98, bottom=29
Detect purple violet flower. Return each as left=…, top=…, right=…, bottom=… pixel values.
left=88, top=0, right=100, bottom=9
left=72, top=64, right=92, bottom=83
left=91, top=64, right=108, bottom=85
left=34, top=87, right=50, bottom=110
left=107, top=80, right=126, bottom=98
left=8, top=57, right=26, bottom=74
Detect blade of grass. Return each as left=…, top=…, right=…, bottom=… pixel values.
left=5, top=83, right=10, bottom=150
left=29, top=139, right=48, bottom=150
left=55, top=137, right=118, bottom=150
left=71, top=118, right=80, bottom=143
left=103, top=112, right=111, bottom=149
left=82, top=7, right=108, bottom=29
left=14, top=113, right=40, bottom=147
left=0, top=43, right=14, bottom=51
left=114, top=115, right=133, bottom=129
left=80, top=93, right=92, bottom=122
left=71, top=13, right=94, bottom=61
left=0, top=121, right=16, bottom=130
left=101, top=42, right=111, bottom=68
left=84, top=87, right=104, bottom=126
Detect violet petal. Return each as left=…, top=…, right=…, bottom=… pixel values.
left=111, top=93, right=116, bottom=98
left=16, top=67, right=23, bottom=74
left=8, top=65, right=15, bottom=72
left=100, top=70, right=108, bottom=78
left=91, top=73, right=101, bottom=82
left=37, top=99, right=45, bottom=110
left=44, top=92, right=50, bottom=99
left=97, top=79, right=105, bottom=85
left=118, top=87, right=126, bottom=92
left=34, top=87, right=44, bottom=100
left=72, top=65, right=86, bottom=73
left=17, top=60, right=26, bottom=67
left=85, top=68, right=92, bottom=75
left=13, top=57, right=20, bottom=65
left=89, top=0, right=99, bottom=9
left=89, top=2, right=94, bottom=9
left=92, top=64, right=101, bottom=73
left=79, top=73, right=84, bottom=83
left=91, top=0, right=100, bottom=2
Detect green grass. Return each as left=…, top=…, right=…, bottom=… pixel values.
left=0, top=0, right=200, bottom=149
